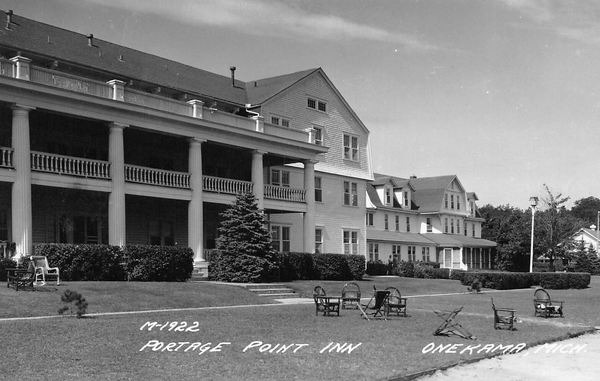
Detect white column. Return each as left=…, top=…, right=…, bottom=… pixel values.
left=108, top=123, right=127, bottom=246
left=303, top=160, right=316, bottom=253
left=251, top=150, right=265, bottom=210
left=188, top=138, right=205, bottom=263
left=11, top=104, right=34, bottom=261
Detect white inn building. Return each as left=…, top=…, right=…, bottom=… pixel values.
left=0, top=11, right=494, bottom=274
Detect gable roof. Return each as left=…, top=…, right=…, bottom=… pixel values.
left=372, top=173, right=414, bottom=190
left=409, top=175, right=457, bottom=191
left=573, top=228, right=600, bottom=242
left=0, top=13, right=249, bottom=105
left=245, top=68, right=318, bottom=105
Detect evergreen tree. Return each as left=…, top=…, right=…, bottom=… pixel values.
left=210, top=192, right=279, bottom=282
left=216, top=191, right=275, bottom=258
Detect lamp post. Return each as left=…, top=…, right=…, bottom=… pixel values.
left=529, top=196, right=539, bottom=273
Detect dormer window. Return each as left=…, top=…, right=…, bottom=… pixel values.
left=385, top=188, right=392, bottom=205
left=404, top=191, right=408, bottom=207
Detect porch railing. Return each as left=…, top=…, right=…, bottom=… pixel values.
left=202, top=175, right=253, bottom=195
left=264, top=184, right=306, bottom=202
left=31, top=151, right=110, bottom=179
left=0, top=146, right=13, bottom=168
left=125, top=164, right=190, bottom=189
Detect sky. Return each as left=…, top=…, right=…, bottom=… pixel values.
left=1, top=0, right=599, bottom=210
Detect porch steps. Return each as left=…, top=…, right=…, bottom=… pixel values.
left=242, top=284, right=299, bottom=299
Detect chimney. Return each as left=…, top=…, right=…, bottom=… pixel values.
left=87, top=34, right=94, bottom=47
left=230, top=66, right=236, bottom=87
left=5, top=10, right=13, bottom=29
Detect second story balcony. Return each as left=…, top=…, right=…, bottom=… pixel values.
left=0, top=147, right=307, bottom=204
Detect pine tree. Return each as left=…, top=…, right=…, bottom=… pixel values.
left=216, top=191, right=275, bottom=258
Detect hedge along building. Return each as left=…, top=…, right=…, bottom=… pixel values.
left=366, top=173, right=497, bottom=270
left=0, top=11, right=373, bottom=274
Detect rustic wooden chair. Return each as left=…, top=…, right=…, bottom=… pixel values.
left=491, top=297, right=516, bottom=330
left=534, top=288, right=564, bottom=318
left=6, top=261, right=35, bottom=291
left=313, top=286, right=340, bottom=316
left=433, top=306, right=476, bottom=340
left=359, top=287, right=390, bottom=321
left=341, top=282, right=361, bottom=309
left=30, top=256, right=60, bottom=286
left=385, top=287, right=407, bottom=317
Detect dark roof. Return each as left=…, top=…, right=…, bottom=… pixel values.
left=372, top=173, right=411, bottom=189
left=245, top=68, right=318, bottom=105
left=0, top=12, right=334, bottom=108
left=367, top=231, right=436, bottom=245
left=421, top=234, right=497, bottom=248
left=409, top=175, right=456, bottom=191
left=410, top=188, right=444, bottom=213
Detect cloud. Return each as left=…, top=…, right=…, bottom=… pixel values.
left=82, top=0, right=438, bottom=50
left=497, top=0, right=600, bottom=45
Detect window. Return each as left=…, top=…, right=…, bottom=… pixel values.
left=314, top=127, right=323, bottom=145
left=271, top=115, right=290, bottom=127
left=384, top=214, right=389, bottom=230
left=343, top=181, right=358, bottom=206
left=472, top=224, right=476, bottom=237
left=366, top=212, right=374, bottom=226
left=395, top=215, right=400, bottom=232
left=271, top=225, right=290, bottom=252
left=318, top=100, right=327, bottom=112
left=451, top=195, right=454, bottom=209
left=450, top=219, right=454, bottom=234
left=457, top=197, right=460, bottom=210
left=445, top=194, right=449, bottom=209
left=368, top=243, right=379, bottom=261
left=270, top=169, right=290, bottom=187
left=343, top=134, right=359, bottom=161
left=315, top=228, right=323, bottom=254
left=444, top=218, right=448, bottom=233
left=148, top=219, right=173, bottom=246
left=406, top=217, right=410, bottom=232
left=307, top=98, right=316, bottom=109
left=464, top=222, right=468, bottom=236
left=392, top=245, right=401, bottom=264
left=404, top=191, right=408, bottom=207
left=422, top=247, right=431, bottom=262
left=457, top=220, right=461, bottom=236
left=426, top=218, right=432, bottom=233
left=343, top=230, right=359, bottom=254
left=385, top=188, right=392, bottom=205
left=408, top=246, right=416, bottom=262
left=315, top=176, right=323, bottom=202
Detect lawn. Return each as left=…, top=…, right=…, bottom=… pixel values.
left=1, top=276, right=598, bottom=380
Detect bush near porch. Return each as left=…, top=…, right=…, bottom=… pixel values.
left=450, top=270, right=591, bottom=290
left=33, top=243, right=193, bottom=282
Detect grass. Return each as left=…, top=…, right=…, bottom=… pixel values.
left=1, top=276, right=599, bottom=380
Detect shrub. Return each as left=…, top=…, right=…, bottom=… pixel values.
left=125, top=245, right=194, bottom=282
left=539, top=272, right=590, bottom=289
left=278, top=253, right=363, bottom=281
left=208, top=252, right=271, bottom=283
left=451, top=270, right=590, bottom=290
left=431, top=268, right=451, bottom=279
left=312, top=254, right=354, bottom=280
left=366, top=261, right=388, bottom=276
left=394, top=261, right=415, bottom=278
left=58, top=289, right=88, bottom=318
left=346, top=255, right=365, bottom=280
left=34, top=243, right=125, bottom=281
left=278, top=252, right=315, bottom=281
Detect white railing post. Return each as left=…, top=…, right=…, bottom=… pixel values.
left=9, top=56, right=31, bottom=80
